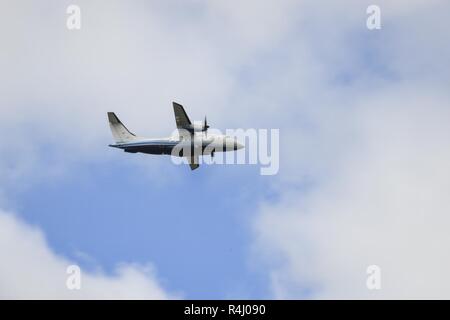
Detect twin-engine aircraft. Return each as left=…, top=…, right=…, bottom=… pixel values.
left=108, top=102, right=244, bottom=170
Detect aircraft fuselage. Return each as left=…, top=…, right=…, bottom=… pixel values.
left=109, top=134, right=243, bottom=156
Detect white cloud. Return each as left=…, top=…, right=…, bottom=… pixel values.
left=0, top=209, right=173, bottom=299
left=2, top=0, right=450, bottom=299
left=0, top=0, right=304, bottom=188
left=250, top=0, right=450, bottom=298
left=1, top=0, right=287, bottom=299
left=254, top=88, right=450, bottom=298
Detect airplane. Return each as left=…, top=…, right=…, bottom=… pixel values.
left=107, top=102, right=244, bottom=170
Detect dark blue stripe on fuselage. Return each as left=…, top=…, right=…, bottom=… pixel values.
left=110, top=140, right=212, bottom=156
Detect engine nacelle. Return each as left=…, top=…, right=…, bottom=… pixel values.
left=191, top=123, right=207, bottom=132
left=185, top=116, right=210, bottom=133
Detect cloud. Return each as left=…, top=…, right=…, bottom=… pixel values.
left=254, top=88, right=450, bottom=299
left=0, top=0, right=305, bottom=189
left=2, top=0, right=299, bottom=299
left=2, top=0, right=450, bottom=299
left=250, top=1, right=450, bottom=299
left=0, top=209, right=173, bottom=299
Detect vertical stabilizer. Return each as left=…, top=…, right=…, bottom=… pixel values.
left=107, top=112, right=137, bottom=143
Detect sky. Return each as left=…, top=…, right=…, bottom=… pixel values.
left=1, top=0, right=450, bottom=299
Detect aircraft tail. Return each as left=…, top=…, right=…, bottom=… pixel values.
left=107, top=112, right=137, bottom=143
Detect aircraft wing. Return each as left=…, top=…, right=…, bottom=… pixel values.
left=187, top=154, right=199, bottom=170
left=173, top=102, right=199, bottom=170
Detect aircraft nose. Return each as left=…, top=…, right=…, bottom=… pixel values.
left=235, top=141, right=244, bottom=150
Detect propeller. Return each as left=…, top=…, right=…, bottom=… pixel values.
left=204, top=116, right=210, bottom=138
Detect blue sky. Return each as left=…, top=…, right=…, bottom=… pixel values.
left=16, top=157, right=273, bottom=298
left=1, top=0, right=450, bottom=299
